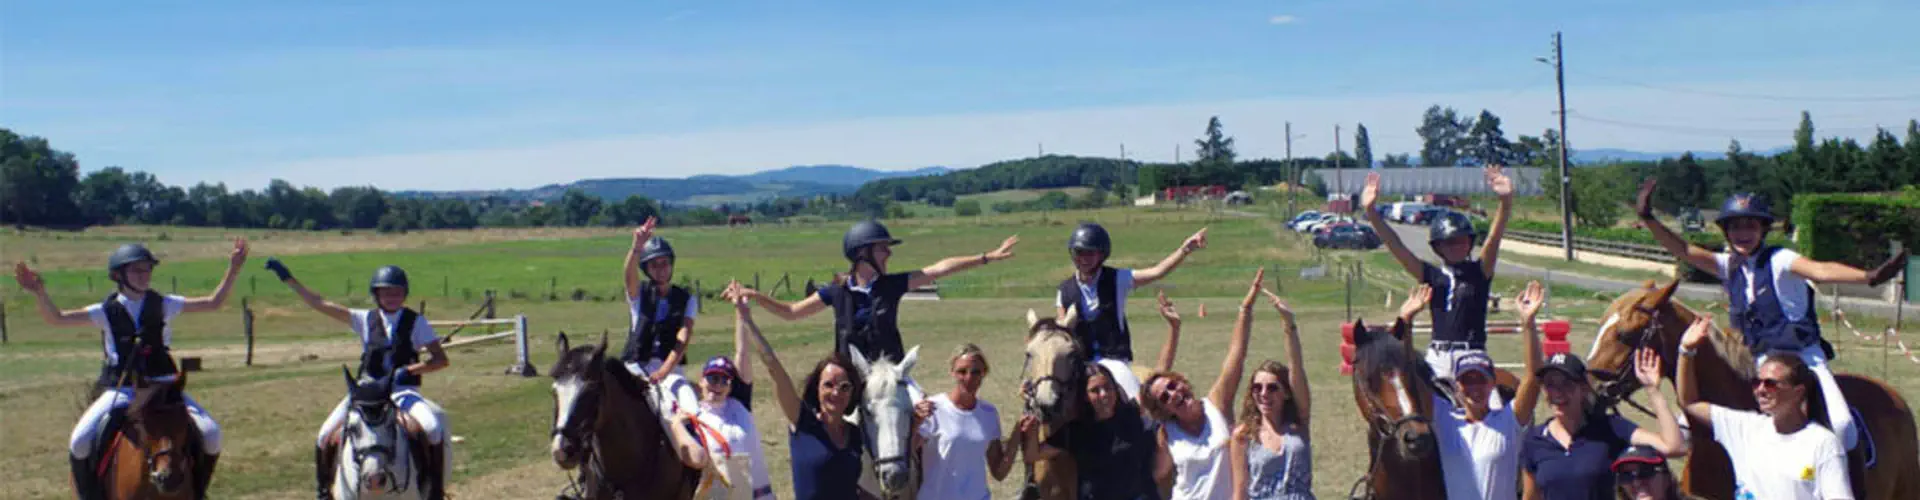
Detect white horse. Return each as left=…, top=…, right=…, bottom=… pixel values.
left=333, top=368, right=425, bottom=500
left=849, top=345, right=921, bottom=500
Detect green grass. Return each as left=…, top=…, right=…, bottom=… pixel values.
left=957, top=187, right=1094, bottom=205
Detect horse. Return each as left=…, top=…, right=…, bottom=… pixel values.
left=98, top=373, right=204, bottom=500
left=848, top=344, right=923, bottom=500
left=1583, top=280, right=1919, bottom=500
left=1016, top=307, right=1084, bottom=500
left=549, top=331, right=697, bottom=500
left=1348, top=320, right=1444, bottom=500
left=331, top=367, right=433, bottom=500
left=727, top=215, right=753, bottom=227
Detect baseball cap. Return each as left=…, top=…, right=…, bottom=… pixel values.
left=1610, top=445, right=1668, bottom=472
left=1452, top=352, right=1495, bottom=379
left=1535, top=352, right=1588, bottom=381
left=702, top=356, right=738, bottom=379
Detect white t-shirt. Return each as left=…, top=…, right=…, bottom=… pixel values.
left=349, top=309, right=441, bottom=352
left=1434, top=394, right=1521, bottom=500
left=85, top=293, right=188, bottom=365
left=696, top=398, right=772, bottom=497
left=1716, top=249, right=1812, bottom=321
left=1165, top=398, right=1233, bottom=500
left=915, top=394, right=1001, bottom=500
left=1710, top=405, right=1853, bottom=500
left=1055, top=268, right=1135, bottom=324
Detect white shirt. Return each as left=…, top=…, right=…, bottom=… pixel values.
left=1710, top=405, right=1853, bottom=500
left=85, top=293, right=188, bottom=365
left=915, top=394, right=1001, bottom=500
left=696, top=398, right=772, bottom=496
left=1434, top=394, right=1521, bottom=500
left=349, top=309, right=440, bottom=353
left=1055, top=268, right=1136, bottom=323
left=1716, top=249, right=1812, bottom=321
left=1165, top=398, right=1233, bottom=500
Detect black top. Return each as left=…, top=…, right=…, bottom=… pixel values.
left=1421, top=260, right=1493, bottom=346
left=1521, top=414, right=1640, bottom=500
left=626, top=283, right=693, bottom=364
left=1047, top=406, right=1163, bottom=500
left=1057, top=266, right=1134, bottom=361
left=789, top=401, right=867, bottom=500
left=361, top=308, right=424, bottom=387
left=97, top=291, right=176, bottom=387
left=818, top=272, right=911, bottom=363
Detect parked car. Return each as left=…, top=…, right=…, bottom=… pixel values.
left=1303, top=216, right=1352, bottom=234
left=1410, top=207, right=1449, bottom=224
left=1288, top=211, right=1322, bottom=227
left=1314, top=224, right=1382, bottom=250
left=1294, top=213, right=1339, bottom=232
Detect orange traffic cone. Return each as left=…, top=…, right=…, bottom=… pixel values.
left=1197, top=303, right=1207, bottom=318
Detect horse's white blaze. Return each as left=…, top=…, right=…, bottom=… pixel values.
left=858, top=353, right=918, bottom=495
left=550, top=378, right=586, bottom=454
left=1589, top=313, right=1622, bottom=360
left=1389, top=373, right=1415, bottom=416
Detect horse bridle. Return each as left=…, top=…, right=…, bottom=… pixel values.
left=1592, top=303, right=1664, bottom=419
left=1348, top=376, right=1432, bottom=500
left=344, top=398, right=411, bottom=494
left=553, top=374, right=606, bottom=499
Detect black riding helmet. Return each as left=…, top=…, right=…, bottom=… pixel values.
left=1714, top=193, right=1775, bottom=228
left=107, top=243, right=160, bottom=288
left=640, top=236, right=675, bottom=266
left=369, top=265, right=410, bottom=298
left=842, top=220, right=903, bottom=262
left=1428, top=211, right=1478, bottom=245
left=1067, top=223, right=1112, bottom=255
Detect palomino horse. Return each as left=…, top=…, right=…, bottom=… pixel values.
left=849, top=345, right=923, bottom=500
left=549, top=331, right=697, bottom=500
left=332, top=367, right=433, bottom=500
left=1348, top=319, right=1444, bottom=500
left=1017, top=307, right=1084, bottom=500
left=1584, top=281, right=1919, bottom=500
left=99, top=373, right=204, bottom=500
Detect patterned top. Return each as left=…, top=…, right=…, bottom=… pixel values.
left=1245, top=429, right=1314, bottom=500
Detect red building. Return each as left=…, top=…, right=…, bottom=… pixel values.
left=1162, top=185, right=1228, bottom=202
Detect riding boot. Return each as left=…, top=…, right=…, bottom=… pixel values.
left=71, top=455, right=106, bottom=500
left=190, top=453, right=219, bottom=500
left=314, top=445, right=336, bottom=500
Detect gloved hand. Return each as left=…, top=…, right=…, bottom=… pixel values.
left=1869, top=249, right=1909, bottom=287
left=393, top=366, right=412, bottom=382
left=265, top=258, right=294, bottom=282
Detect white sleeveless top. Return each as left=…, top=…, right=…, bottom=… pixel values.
left=1165, top=398, right=1233, bottom=500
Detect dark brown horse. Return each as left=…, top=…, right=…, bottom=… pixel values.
left=727, top=215, right=753, bottom=227
left=1349, top=320, right=1444, bottom=500
left=1584, top=281, right=1919, bottom=500
left=101, top=373, right=203, bottom=500
left=1018, top=308, right=1085, bottom=500
left=548, top=331, right=696, bottom=500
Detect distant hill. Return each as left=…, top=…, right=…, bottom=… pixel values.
left=396, top=165, right=951, bottom=205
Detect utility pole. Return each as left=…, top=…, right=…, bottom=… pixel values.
left=1286, top=122, right=1295, bottom=217
left=1335, top=124, right=1344, bottom=203
left=1549, top=31, right=1576, bottom=260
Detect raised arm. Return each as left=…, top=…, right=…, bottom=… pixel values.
left=1152, top=290, right=1182, bottom=373
left=737, top=286, right=803, bottom=425
left=741, top=286, right=828, bottom=321
left=1133, top=229, right=1206, bottom=287
left=267, top=258, right=354, bottom=324
left=1675, top=314, right=1716, bottom=428
left=1264, top=288, right=1310, bottom=427
left=1362, top=172, right=1426, bottom=279
left=727, top=283, right=754, bottom=385
left=1396, top=284, right=1433, bottom=356
left=1479, top=166, right=1514, bottom=276
left=1512, top=281, right=1546, bottom=424
left=1627, top=346, right=1687, bottom=458
left=908, top=235, right=1018, bottom=289
left=12, top=263, right=92, bottom=326
left=180, top=238, right=248, bottom=313
left=624, top=218, right=655, bottom=299
left=1791, top=249, right=1909, bottom=286
left=1635, top=179, right=1721, bottom=277
left=1209, top=268, right=1261, bottom=412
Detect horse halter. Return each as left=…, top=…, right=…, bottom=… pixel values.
left=1349, top=374, right=1432, bottom=500
left=346, top=398, right=410, bottom=493
left=1019, top=341, right=1084, bottom=421
left=1593, top=303, right=1663, bottom=418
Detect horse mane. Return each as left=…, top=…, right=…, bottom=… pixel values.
left=129, top=380, right=185, bottom=416
left=1652, top=294, right=1755, bottom=379
left=600, top=356, right=653, bottom=401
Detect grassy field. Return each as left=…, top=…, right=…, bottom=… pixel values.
left=957, top=187, right=1095, bottom=206
left=4, top=209, right=1918, bottom=500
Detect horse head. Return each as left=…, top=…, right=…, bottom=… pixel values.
left=125, top=372, right=195, bottom=496
left=1585, top=280, right=1694, bottom=405
left=1024, top=307, right=1084, bottom=425
left=849, top=344, right=919, bottom=495
left=340, top=365, right=407, bottom=495
left=548, top=331, right=611, bottom=470
left=1348, top=319, right=1436, bottom=462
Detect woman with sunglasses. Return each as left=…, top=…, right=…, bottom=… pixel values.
left=1676, top=315, right=1853, bottom=500
left=1609, top=445, right=1705, bottom=500
left=1227, top=278, right=1312, bottom=500
left=912, top=344, right=1021, bottom=500
left=1520, top=332, right=1685, bottom=500
left=1139, top=268, right=1262, bottom=500
left=726, top=282, right=880, bottom=500
left=689, top=287, right=775, bottom=500
left=1401, top=281, right=1546, bottom=500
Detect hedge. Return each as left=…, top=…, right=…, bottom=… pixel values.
left=1791, top=188, right=1920, bottom=268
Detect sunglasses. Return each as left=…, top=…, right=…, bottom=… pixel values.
left=1155, top=381, right=1190, bottom=405
left=1250, top=382, right=1284, bottom=395
left=1614, top=466, right=1666, bottom=483
left=704, top=374, right=732, bottom=385
left=1753, top=377, right=1794, bottom=391
left=821, top=380, right=853, bottom=392
left=953, top=367, right=985, bottom=376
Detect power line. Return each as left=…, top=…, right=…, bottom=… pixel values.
left=1566, top=69, right=1920, bottom=103
left=1565, top=111, right=1894, bottom=137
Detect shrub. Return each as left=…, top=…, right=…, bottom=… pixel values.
left=1792, top=190, right=1920, bottom=268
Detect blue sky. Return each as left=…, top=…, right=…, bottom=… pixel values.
left=6, top=0, right=1919, bottom=190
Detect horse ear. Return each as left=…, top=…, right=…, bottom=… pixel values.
left=1026, top=309, right=1041, bottom=332
left=848, top=346, right=872, bottom=375
left=1059, top=305, right=1080, bottom=329
left=342, top=366, right=355, bottom=392
left=1639, top=279, right=1657, bottom=290
left=899, top=345, right=920, bottom=374
left=595, top=330, right=609, bottom=359
left=1644, top=280, right=1680, bottom=307
left=556, top=331, right=571, bottom=357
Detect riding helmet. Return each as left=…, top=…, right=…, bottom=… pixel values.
left=1067, top=223, right=1112, bottom=255
left=842, top=220, right=903, bottom=261
left=1428, top=211, right=1478, bottom=244
left=107, top=243, right=160, bottom=274
left=1714, top=193, right=1775, bottom=228
left=369, top=265, right=410, bottom=296
left=640, top=236, right=675, bottom=265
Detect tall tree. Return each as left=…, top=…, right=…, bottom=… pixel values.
left=1381, top=154, right=1413, bottom=168
left=77, top=167, right=136, bottom=224
left=0, top=129, right=84, bottom=225
left=1353, top=124, right=1374, bottom=169
left=1906, top=120, right=1920, bottom=187
left=1462, top=109, right=1515, bottom=166
left=1864, top=128, right=1903, bottom=192
left=1725, top=140, right=1762, bottom=190
left=559, top=189, right=603, bottom=226
left=1194, top=116, right=1237, bottom=166
left=1416, top=105, right=1471, bottom=167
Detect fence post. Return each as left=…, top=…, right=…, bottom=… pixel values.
left=243, top=298, right=255, bottom=367
left=1, top=297, right=9, bottom=345
left=172, top=276, right=178, bottom=293
left=484, top=290, right=496, bottom=320
left=549, top=277, right=558, bottom=301
left=88, top=275, right=94, bottom=293
left=443, top=276, right=450, bottom=297
left=504, top=314, right=537, bottom=377
left=250, top=275, right=256, bottom=296
left=754, top=272, right=761, bottom=292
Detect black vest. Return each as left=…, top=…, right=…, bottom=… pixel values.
left=1058, top=267, right=1132, bottom=361
left=1724, top=246, right=1828, bottom=357
left=831, top=275, right=906, bottom=363
left=97, top=291, right=177, bottom=388
left=624, top=283, right=692, bottom=364
left=361, top=308, right=424, bottom=387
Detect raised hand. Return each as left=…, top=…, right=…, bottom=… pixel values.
left=1485, top=165, right=1514, bottom=199
left=1869, top=249, right=1910, bottom=287
left=1361, top=172, right=1382, bottom=211
left=1399, top=284, right=1432, bottom=322
left=1681, top=314, right=1714, bottom=351
left=634, top=216, right=658, bottom=248
left=1155, top=289, right=1181, bottom=326
left=987, top=236, right=1020, bottom=262
left=13, top=262, right=44, bottom=294
left=1181, top=228, right=1209, bottom=254
left=265, top=258, right=295, bottom=282
left=1635, top=178, right=1658, bottom=218
left=1516, top=280, right=1547, bottom=323
left=1241, top=268, right=1266, bottom=308
left=229, top=238, right=250, bottom=267
left=1260, top=288, right=1294, bottom=323
left=1632, top=347, right=1663, bottom=387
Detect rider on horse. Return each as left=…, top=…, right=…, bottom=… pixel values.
left=733, top=219, right=1017, bottom=399
left=1057, top=222, right=1207, bottom=401
left=15, top=240, right=245, bottom=500
left=620, top=218, right=710, bottom=462
left=1635, top=180, right=1908, bottom=451
left=270, top=260, right=453, bottom=499
left=1362, top=167, right=1517, bottom=394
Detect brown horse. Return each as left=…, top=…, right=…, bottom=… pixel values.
left=727, top=215, right=753, bottom=227
left=101, top=373, right=203, bottom=500
left=1584, top=281, right=1919, bottom=500
left=1349, top=320, right=1444, bottom=500
left=1017, top=308, right=1085, bottom=500
left=548, top=331, right=696, bottom=500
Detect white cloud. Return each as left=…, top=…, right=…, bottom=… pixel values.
left=1268, top=15, right=1298, bottom=25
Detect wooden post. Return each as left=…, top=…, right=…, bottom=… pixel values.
left=243, top=298, right=255, bottom=366
left=549, top=277, right=557, bottom=301
left=88, top=275, right=94, bottom=292
left=485, top=290, right=496, bottom=320
left=172, top=276, right=178, bottom=293
left=1, top=297, right=9, bottom=345
left=443, top=276, right=449, bottom=297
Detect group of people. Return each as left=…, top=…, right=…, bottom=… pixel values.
left=13, top=163, right=1907, bottom=500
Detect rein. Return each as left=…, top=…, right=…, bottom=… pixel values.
left=1348, top=395, right=1431, bottom=500
left=345, top=401, right=412, bottom=494
left=1593, top=303, right=1665, bottom=420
